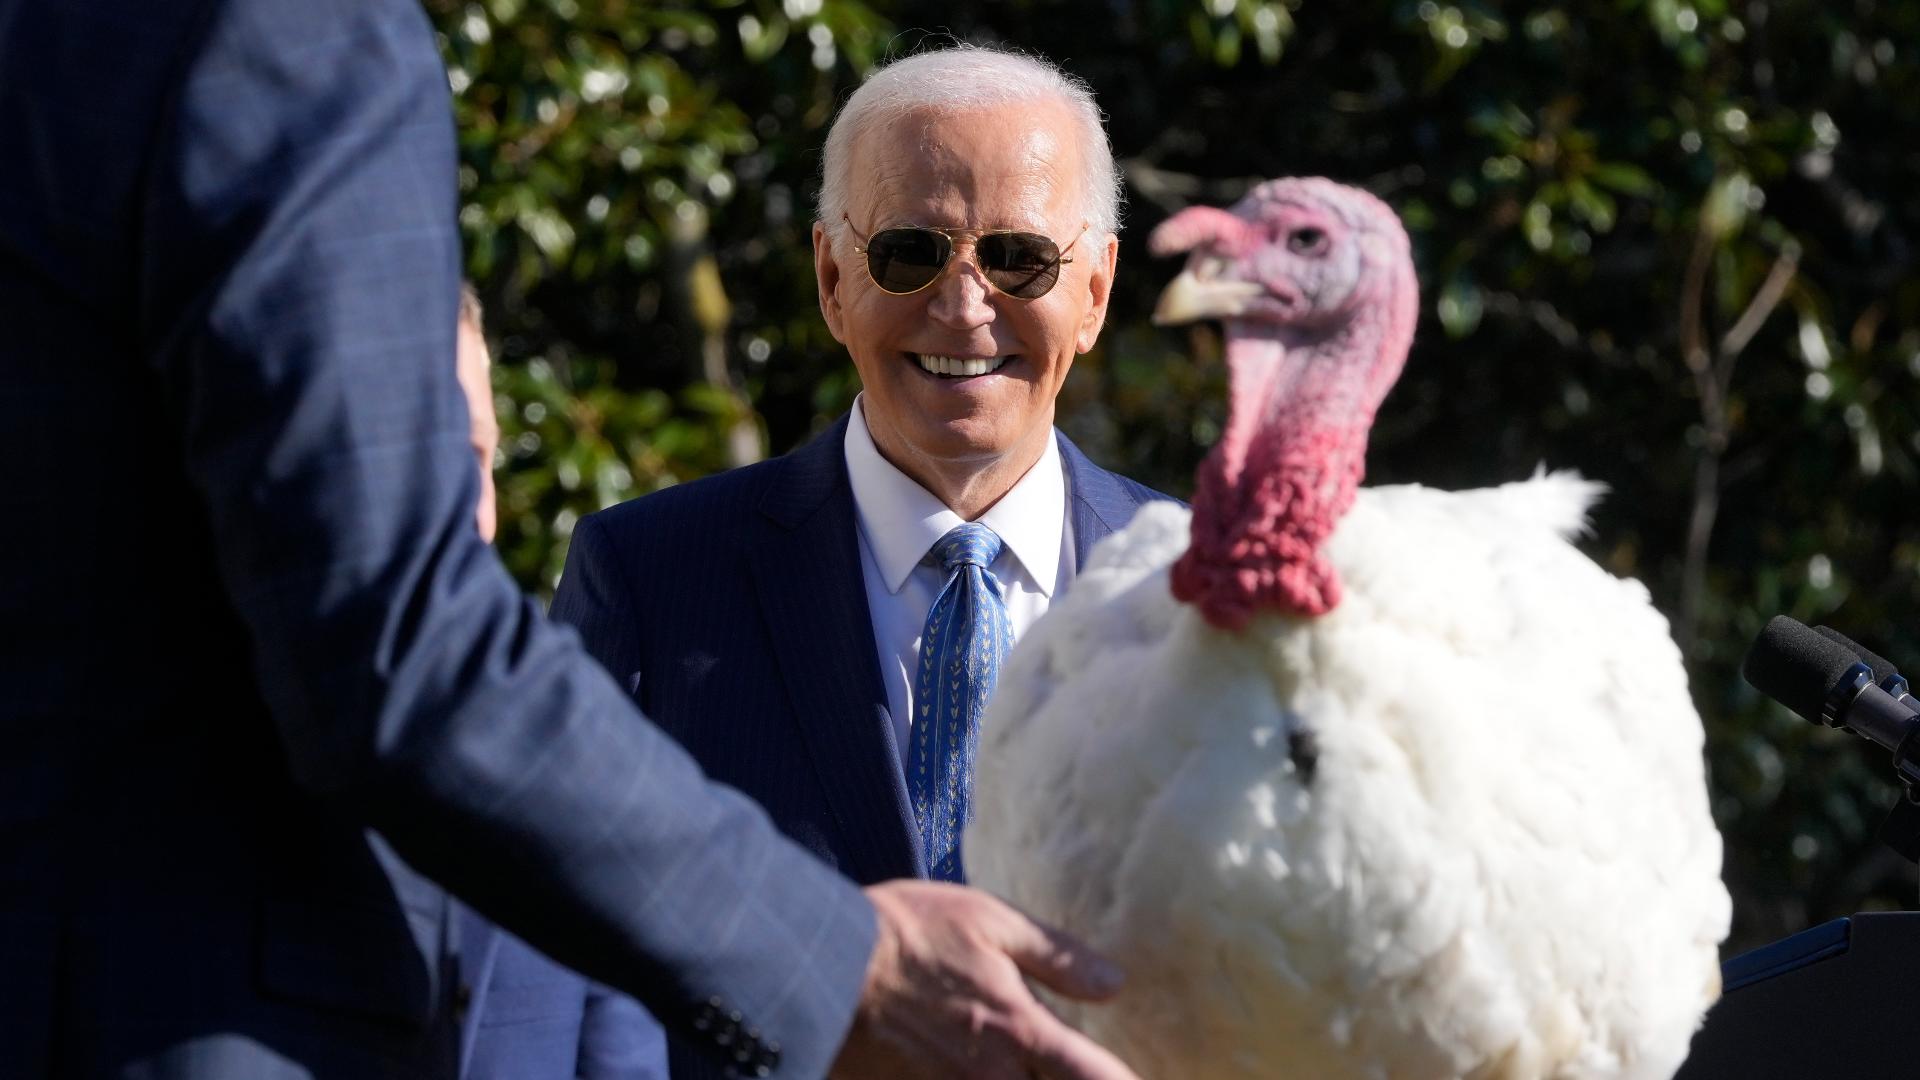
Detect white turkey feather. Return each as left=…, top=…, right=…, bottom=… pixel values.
left=970, top=475, right=1730, bottom=1080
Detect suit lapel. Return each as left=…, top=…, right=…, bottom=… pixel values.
left=1057, top=430, right=1144, bottom=572
left=750, top=417, right=923, bottom=882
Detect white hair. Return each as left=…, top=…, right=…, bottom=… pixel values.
left=817, top=44, right=1122, bottom=250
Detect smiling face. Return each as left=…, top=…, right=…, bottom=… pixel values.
left=813, top=101, right=1117, bottom=507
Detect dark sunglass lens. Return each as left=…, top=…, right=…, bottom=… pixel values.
left=979, top=233, right=1062, bottom=299
left=867, top=228, right=948, bottom=293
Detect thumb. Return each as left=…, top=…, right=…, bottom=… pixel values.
left=994, top=905, right=1125, bottom=1001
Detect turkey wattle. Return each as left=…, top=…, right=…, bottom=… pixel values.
left=968, top=177, right=1730, bottom=1080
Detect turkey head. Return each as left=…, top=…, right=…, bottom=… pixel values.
left=1151, top=177, right=1419, bottom=629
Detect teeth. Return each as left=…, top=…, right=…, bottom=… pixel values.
left=917, top=354, right=1010, bottom=377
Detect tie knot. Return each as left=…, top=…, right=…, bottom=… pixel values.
left=930, top=522, right=1002, bottom=571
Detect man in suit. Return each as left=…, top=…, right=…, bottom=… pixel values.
left=0, top=3, right=1140, bottom=1078
left=462, top=45, right=1176, bottom=1077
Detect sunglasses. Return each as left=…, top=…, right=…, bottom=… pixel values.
left=843, top=214, right=1090, bottom=300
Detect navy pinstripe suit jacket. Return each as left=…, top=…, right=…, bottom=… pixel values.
left=461, top=416, right=1177, bottom=1078
left=0, top=1, right=873, bottom=1076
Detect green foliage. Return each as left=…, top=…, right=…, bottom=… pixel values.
left=432, top=0, right=888, bottom=589
left=432, top=0, right=1920, bottom=952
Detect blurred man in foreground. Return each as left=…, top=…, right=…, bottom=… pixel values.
left=0, top=2, right=1137, bottom=1077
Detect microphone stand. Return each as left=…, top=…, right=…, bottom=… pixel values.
left=1880, top=791, right=1920, bottom=907
left=1863, top=671, right=1920, bottom=904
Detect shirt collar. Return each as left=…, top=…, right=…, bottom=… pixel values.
left=844, top=395, right=1065, bottom=597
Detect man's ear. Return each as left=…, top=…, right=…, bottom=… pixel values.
left=813, top=221, right=848, bottom=344
left=1075, top=231, right=1120, bottom=354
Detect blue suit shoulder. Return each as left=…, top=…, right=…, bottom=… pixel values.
left=576, top=421, right=1180, bottom=561
left=1053, top=429, right=1184, bottom=544
left=573, top=421, right=1178, bottom=563
left=1106, top=469, right=1181, bottom=511
left=578, top=451, right=789, bottom=550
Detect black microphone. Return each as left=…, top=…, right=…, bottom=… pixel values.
left=1743, top=615, right=1920, bottom=789
left=1813, top=624, right=1916, bottom=708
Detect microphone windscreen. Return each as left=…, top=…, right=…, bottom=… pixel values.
left=1744, top=615, right=1860, bottom=725
left=1813, top=625, right=1899, bottom=684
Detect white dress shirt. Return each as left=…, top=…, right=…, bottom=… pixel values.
left=844, top=395, right=1076, bottom=769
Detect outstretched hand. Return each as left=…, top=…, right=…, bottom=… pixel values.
left=831, top=880, right=1140, bottom=1080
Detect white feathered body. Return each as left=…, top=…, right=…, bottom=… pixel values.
left=970, top=472, right=1730, bottom=1080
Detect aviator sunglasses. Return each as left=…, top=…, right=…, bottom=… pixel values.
left=844, top=214, right=1090, bottom=300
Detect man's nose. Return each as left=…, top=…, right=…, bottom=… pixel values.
left=924, top=252, right=996, bottom=329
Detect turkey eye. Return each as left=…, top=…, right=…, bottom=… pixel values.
left=1288, top=227, right=1327, bottom=255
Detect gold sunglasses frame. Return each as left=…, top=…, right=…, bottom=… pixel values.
left=842, top=214, right=1091, bottom=299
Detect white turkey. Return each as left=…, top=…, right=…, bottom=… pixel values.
left=968, top=177, right=1731, bottom=1080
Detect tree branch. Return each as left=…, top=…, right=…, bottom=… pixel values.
left=1717, top=243, right=1801, bottom=378
left=1677, top=226, right=1798, bottom=657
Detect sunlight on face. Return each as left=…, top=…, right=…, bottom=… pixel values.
left=813, top=100, right=1117, bottom=497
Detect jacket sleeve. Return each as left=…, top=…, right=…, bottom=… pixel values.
left=135, top=0, right=872, bottom=1073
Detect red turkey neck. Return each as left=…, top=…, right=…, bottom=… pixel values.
left=1171, top=320, right=1387, bottom=630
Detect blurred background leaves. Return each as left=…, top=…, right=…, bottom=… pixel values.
left=428, top=0, right=1920, bottom=952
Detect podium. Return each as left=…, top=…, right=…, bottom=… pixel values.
left=1676, top=912, right=1920, bottom=1078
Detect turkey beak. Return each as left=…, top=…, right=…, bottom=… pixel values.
left=1152, top=261, right=1267, bottom=326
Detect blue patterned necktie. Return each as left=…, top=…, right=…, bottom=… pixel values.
left=909, top=522, right=1012, bottom=883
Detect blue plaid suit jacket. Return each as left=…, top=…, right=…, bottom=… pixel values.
left=460, top=416, right=1178, bottom=1079
left=0, top=1, right=873, bottom=1076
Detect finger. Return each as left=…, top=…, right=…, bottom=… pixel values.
left=992, top=904, right=1124, bottom=1000
left=1020, top=1006, right=1142, bottom=1080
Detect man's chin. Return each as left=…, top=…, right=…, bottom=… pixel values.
left=897, top=419, right=1048, bottom=471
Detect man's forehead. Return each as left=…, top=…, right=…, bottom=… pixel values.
left=866, top=102, right=1070, bottom=156
left=848, top=104, right=1079, bottom=224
